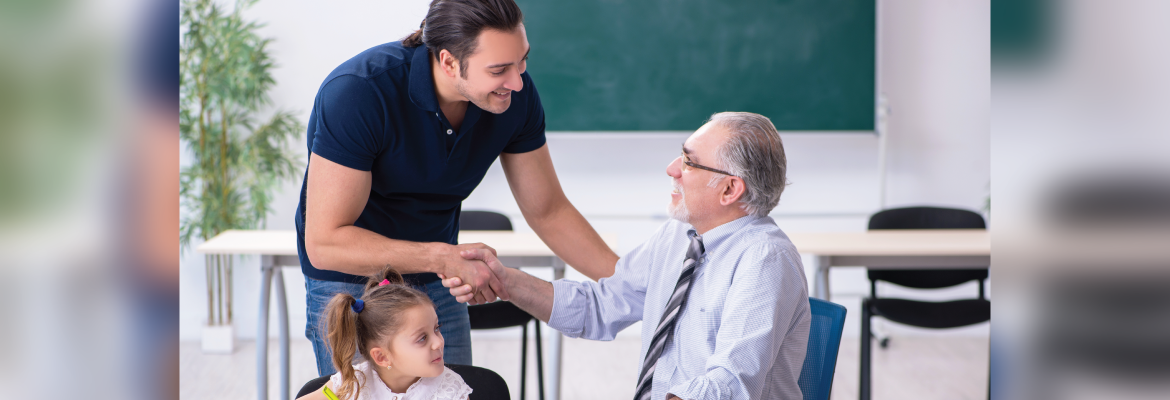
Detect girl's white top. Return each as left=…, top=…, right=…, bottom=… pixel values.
left=327, top=361, right=472, bottom=400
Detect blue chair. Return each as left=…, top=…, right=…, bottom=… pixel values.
left=798, top=298, right=848, bottom=400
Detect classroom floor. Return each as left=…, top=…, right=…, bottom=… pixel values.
left=180, top=332, right=988, bottom=400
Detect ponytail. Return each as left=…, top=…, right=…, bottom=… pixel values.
left=324, top=293, right=363, bottom=400
left=402, top=18, right=425, bottom=47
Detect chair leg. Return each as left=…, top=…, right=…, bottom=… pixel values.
left=535, top=320, right=545, bottom=400
left=872, top=319, right=891, bottom=349
left=521, top=323, right=528, bottom=400
left=861, top=297, right=872, bottom=400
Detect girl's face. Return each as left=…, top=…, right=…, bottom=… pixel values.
left=382, top=305, right=445, bottom=378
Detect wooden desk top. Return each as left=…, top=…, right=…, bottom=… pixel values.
left=196, top=228, right=986, bottom=259
left=195, top=229, right=618, bottom=257
left=787, top=229, right=990, bottom=256
left=196, top=230, right=299, bottom=255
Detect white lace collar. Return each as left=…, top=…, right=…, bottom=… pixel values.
left=329, top=361, right=472, bottom=400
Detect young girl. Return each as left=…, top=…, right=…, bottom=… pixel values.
left=297, top=267, right=473, bottom=400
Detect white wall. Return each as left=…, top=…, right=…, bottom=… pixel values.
left=179, top=0, right=990, bottom=341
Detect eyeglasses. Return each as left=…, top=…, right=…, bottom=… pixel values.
left=681, top=151, right=735, bottom=176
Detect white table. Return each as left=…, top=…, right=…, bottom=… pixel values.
left=196, top=229, right=616, bottom=400
left=787, top=229, right=991, bottom=300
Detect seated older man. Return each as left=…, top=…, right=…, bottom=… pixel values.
left=445, top=112, right=810, bottom=400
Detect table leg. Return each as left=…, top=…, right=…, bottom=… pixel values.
left=549, top=258, right=566, bottom=400
left=274, top=265, right=291, bottom=400
left=812, top=255, right=831, bottom=301
left=257, top=259, right=275, bottom=400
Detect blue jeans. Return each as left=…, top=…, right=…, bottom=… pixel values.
left=305, top=277, right=471, bottom=376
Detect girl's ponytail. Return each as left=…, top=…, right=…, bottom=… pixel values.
left=324, top=293, right=363, bottom=400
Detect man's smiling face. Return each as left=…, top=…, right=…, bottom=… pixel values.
left=453, top=25, right=530, bottom=114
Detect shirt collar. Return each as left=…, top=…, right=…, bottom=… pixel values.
left=407, top=44, right=439, bottom=113
left=691, top=214, right=761, bottom=250
left=355, top=361, right=440, bottom=399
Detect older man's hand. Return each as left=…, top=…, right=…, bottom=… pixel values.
left=440, top=248, right=513, bottom=304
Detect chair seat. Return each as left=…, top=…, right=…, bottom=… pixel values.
left=869, top=298, right=990, bottom=329
left=468, top=301, right=534, bottom=329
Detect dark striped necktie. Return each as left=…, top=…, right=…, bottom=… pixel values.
left=634, top=230, right=705, bottom=400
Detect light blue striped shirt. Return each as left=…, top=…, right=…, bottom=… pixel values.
left=550, top=215, right=811, bottom=400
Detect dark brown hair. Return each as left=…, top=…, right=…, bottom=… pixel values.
left=323, top=267, right=434, bottom=400
left=401, top=0, right=524, bottom=77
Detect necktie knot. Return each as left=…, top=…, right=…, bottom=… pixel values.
left=687, top=230, right=705, bottom=259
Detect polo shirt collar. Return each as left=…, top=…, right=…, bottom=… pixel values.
left=408, top=44, right=439, bottom=113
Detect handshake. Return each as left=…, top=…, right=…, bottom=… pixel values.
left=436, top=244, right=513, bottom=305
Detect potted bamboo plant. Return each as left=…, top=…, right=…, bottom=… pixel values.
left=180, top=0, right=302, bottom=353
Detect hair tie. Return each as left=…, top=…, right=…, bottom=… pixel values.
left=351, top=299, right=365, bottom=314
left=378, top=279, right=390, bottom=286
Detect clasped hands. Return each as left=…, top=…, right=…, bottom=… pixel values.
left=436, top=244, right=510, bottom=305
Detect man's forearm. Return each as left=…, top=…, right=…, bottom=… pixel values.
left=502, top=267, right=555, bottom=322
left=527, top=202, right=619, bottom=281
left=306, top=224, right=437, bottom=276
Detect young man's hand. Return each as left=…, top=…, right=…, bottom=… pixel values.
left=439, top=248, right=512, bottom=304
left=434, top=243, right=507, bottom=303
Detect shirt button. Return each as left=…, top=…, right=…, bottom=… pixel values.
left=446, top=129, right=453, bottom=135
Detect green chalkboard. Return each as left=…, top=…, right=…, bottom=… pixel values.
left=517, top=0, right=875, bottom=131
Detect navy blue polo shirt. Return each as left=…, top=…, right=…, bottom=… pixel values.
left=295, top=42, right=547, bottom=284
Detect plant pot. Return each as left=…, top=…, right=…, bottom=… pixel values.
left=202, top=323, right=235, bottom=354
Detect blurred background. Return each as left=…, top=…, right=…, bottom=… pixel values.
left=1, top=0, right=1167, bottom=398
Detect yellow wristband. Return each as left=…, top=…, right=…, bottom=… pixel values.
left=322, top=385, right=339, bottom=400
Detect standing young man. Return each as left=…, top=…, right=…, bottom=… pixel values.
left=297, top=0, right=618, bottom=375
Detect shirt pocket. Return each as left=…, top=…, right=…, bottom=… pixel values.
left=696, top=296, right=723, bottom=349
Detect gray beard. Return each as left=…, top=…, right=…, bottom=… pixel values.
left=668, top=195, right=691, bottom=223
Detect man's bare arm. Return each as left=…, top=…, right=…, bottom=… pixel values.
left=304, top=153, right=507, bottom=301
left=500, top=145, right=619, bottom=280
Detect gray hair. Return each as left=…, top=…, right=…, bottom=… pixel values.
left=705, top=112, right=788, bottom=217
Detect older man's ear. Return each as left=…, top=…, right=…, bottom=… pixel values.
left=718, top=176, right=747, bottom=207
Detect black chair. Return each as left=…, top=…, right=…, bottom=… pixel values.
left=295, top=363, right=510, bottom=400
left=859, top=206, right=990, bottom=400
left=460, top=210, right=545, bottom=400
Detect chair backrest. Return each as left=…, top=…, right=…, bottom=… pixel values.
left=467, top=299, right=534, bottom=329
left=868, top=206, right=986, bottom=230
left=296, top=375, right=331, bottom=399
left=867, top=207, right=988, bottom=291
left=460, top=210, right=514, bottom=231
left=294, top=364, right=511, bottom=400
left=448, top=364, right=512, bottom=400
left=797, top=298, right=848, bottom=400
